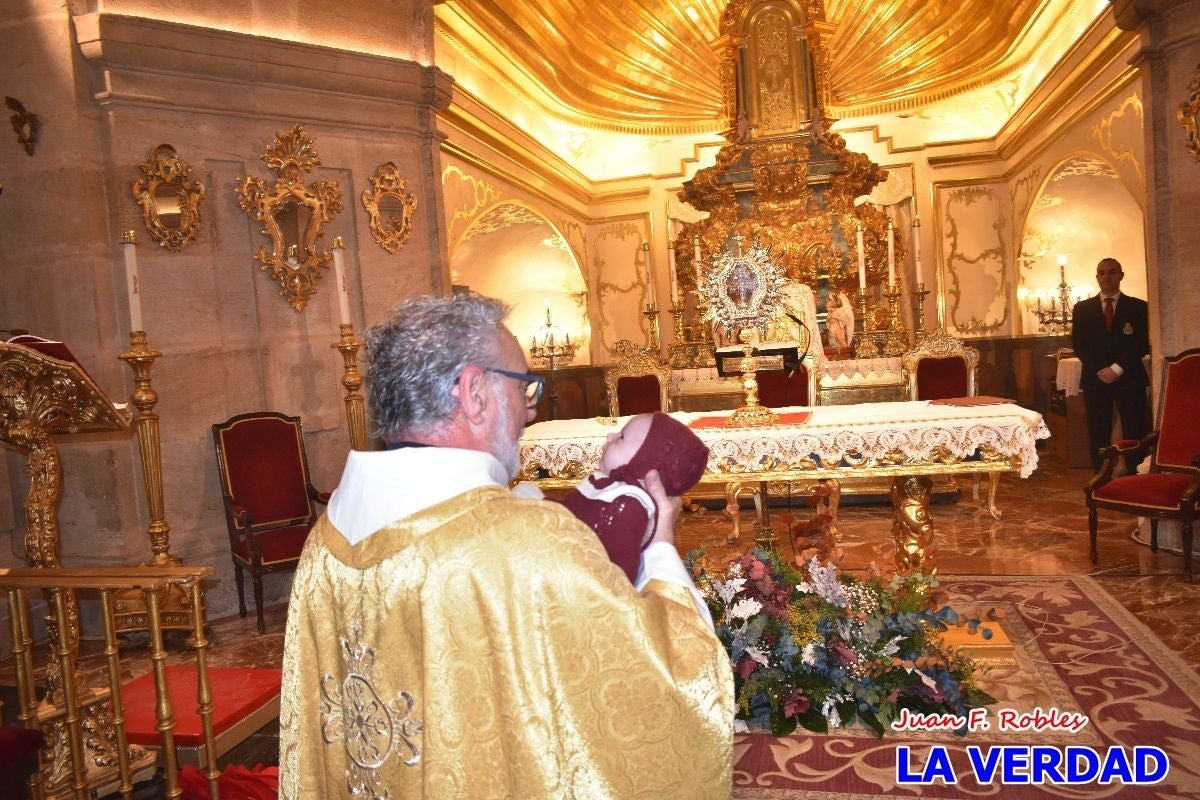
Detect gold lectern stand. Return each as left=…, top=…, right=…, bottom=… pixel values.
left=0, top=339, right=157, bottom=797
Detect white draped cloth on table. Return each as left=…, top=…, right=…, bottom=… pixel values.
left=521, top=401, right=1050, bottom=480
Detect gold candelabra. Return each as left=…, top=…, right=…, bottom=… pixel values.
left=333, top=324, right=367, bottom=450
left=882, top=286, right=909, bottom=356
left=642, top=303, right=662, bottom=351
left=1028, top=259, right=1079, bottom=336
left=530, top=304, right=577, bottom=420
left=854, top=289, right=881, bottom=358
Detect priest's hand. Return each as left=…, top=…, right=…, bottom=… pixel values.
left=644, top=469, right=682, bottom=546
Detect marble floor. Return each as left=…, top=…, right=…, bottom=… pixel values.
left=4, top=457, right=1198, bottom=778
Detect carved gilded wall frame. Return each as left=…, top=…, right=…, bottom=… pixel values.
left=235, top=125, right=344, bottom=311
left=362, top=162, right=417, bottom=253
left=1178, top=63, right=1200, bottom=162
left=131, top=144, right=206, bottom=252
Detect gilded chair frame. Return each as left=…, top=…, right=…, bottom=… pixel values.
left=604, top=339, right=673, bottom=416
left=901, top=327, right=980, bottom=401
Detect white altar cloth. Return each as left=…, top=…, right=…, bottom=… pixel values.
left=521, top=401, right=1049, bottom=481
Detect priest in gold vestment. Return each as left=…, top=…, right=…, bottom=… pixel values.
left=279, top=294, right=734, bottom=799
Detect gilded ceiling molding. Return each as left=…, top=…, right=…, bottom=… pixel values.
left=1090, top=94, right=1145, bottom=187
left=941, top=186, right=1010, bottom=336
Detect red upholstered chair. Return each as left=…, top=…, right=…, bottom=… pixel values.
left=605, top=339, right=672, bottom=416
left=212, top=412, right=329, bottom=633
left=902, top=328, right=979, bottom=402
left=756, top=351, right=820, bottom=408
left=1085, top=348, right=1200, bottom=582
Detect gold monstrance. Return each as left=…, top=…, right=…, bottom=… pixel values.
left=698, top=236, right=790, bottom=426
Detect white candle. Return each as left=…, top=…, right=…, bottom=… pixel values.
left=121, top=231, right=144, bottom=332
left=641, top=241, right=656, bottom=306
left=886, top=217, right=895, bottom=288
left=667, top=242, right=679, bottom=306
left=331, top=238, right=351, bottom=326
left=856, top=224, right=866, bottom=290
left=912, top=216, right=923, bottom=285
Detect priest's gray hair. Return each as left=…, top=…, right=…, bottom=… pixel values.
left=366, top=293, right=511, bottom=441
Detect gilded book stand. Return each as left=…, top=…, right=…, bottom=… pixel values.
left=0, top=340, right=158, bottom=796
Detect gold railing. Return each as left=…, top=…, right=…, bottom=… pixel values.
left=0, top=566, right=216, bottom=800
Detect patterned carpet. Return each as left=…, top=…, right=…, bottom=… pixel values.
left=732, top=575, right=1200, bottom=800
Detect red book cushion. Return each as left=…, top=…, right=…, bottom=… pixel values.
left=1092, top=473, right=1194, bottom=510
left=230, top=524, right=312, bottom=564
left=122, top=666, right=281, bottom=747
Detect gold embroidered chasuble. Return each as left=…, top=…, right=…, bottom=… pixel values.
left=279, top=485, right=734, bottom=799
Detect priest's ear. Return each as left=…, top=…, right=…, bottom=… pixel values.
left=453, top=363, right=489, bottom=424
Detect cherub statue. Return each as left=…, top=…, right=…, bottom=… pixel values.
left=825, top=292, right=856, bottom=349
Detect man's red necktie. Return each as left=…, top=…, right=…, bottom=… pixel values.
left=1104, top=297, right=1114, bottom=331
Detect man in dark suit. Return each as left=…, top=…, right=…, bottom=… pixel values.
left=1070, top=257, right=1150, bottom=473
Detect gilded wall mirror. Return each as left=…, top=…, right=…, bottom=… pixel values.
left=1179, top=64, right=1200, bottom=162
left=362, top=162, right=417, bottom=253
left=235, top=124, right=344, bottom=311
left=132, top=144, right=206, bottom=252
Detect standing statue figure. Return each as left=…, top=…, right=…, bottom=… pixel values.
left=825, top=292, right=856, bottom=350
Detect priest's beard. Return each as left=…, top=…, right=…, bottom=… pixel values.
left=489, top=395, right=521, bottom=482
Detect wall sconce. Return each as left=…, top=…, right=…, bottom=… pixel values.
left=1021, top=254, right=1084, bottom=336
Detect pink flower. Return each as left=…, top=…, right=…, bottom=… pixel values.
left=738, top=658, right=759, bottom=679
left=783, top=690, right=810, bottom=718
left=749, top=560, right=767, bottom=581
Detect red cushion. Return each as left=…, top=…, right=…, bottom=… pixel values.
left=1156, top=353, right=1200, bottom=470
left=1092, top=473, right=1195, bottom=510
left=756, top=368, right=809, bottom=408
left=916, top=356, right=969, bottom=401
left=616, top=374, right=663, bottom=414
left=122, top=666, right=281, bottom=747
left=231, top=524, right=311, bottom=565
left=218, top=417, right=312, bottom=526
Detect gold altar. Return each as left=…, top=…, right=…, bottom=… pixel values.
left=519, top=401, right=1049, bottom=575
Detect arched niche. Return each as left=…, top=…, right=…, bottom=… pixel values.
left=450, top=202, right=591, bottom=365
left=1017, top=154, right=1146, bottom=335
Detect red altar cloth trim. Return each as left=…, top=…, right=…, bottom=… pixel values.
left=928, top=395, right=1014, bottom=407
left=122, top=666, right=282, bottom=747
left=181, top=763, right=279, bottom=800
left=689, top=411, right=812, bottom=429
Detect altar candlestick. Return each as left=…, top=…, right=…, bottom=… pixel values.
left=121, top=230, right=144, bottom=332
left=886, top=217, right=895, bottom=287
left=667, top=241, right=679, bottom=305
left=331, top=237, right=351, bottom=326
left=856, top=224, right=866, bottom=290
left=913, top=216, right=923, bottom=285
left=641, top=241, right=656, bottom=306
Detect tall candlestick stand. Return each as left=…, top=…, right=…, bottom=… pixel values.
left=529, top=337, right=577, bottom=422
left=912, top=282, right=930, bottom=336
left=882, top=287, right=908, bottom=356
left=115, top=331, right=198, bottom=635
left=853, top=289, right=881, bottom=358
left=666, top=304, right=697, bottom=368
left=642, top=304, right=662, bottom=351
left=333, top=324, right=367, bottom=451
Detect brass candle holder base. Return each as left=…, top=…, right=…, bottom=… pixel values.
left=333, top=324, right=367, bottom=450
left=728, top=345, right=779, bottom=427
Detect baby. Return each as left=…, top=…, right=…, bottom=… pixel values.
left=556, top=412, right=709, bottom=584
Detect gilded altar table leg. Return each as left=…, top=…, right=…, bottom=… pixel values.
left=984, top=472, right=1002, bottom=519
left=820, top=479, right=842, bottom=540
left=891, top=476, right=936, bottom=576
left=725, top=481, right=744, bottom=544
left=752, top=480, right=778, bottom=551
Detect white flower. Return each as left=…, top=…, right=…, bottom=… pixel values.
left=728, top=597, right=763, bottom=620
left=906, top=666, right=939, bottom=691
left=745, top=645, right=770, bottom=666
left=733, top=719, right=750, bottom=733
left=714, top=577, right=747, bottom=605
left=879, top=635, right=904, bottom=659
left=806, top=557, right=848, bottom=607
left=801, top=641, right=819, bottom=666
left=822, top=694, right=844, bottom=729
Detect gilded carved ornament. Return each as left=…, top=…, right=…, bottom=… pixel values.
left=1178, top=64, right=1200, bottom=163
left=362, top=162, right=417, bottom=254
left=132, top=144, right=206, bottom=252
left=235, top=125, right=344, bottom=312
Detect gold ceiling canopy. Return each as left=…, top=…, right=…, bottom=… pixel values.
left=436, top=0, right=1079, bottom=134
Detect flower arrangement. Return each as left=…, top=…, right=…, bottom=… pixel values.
left=688, top=535, right=995, bottom=738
